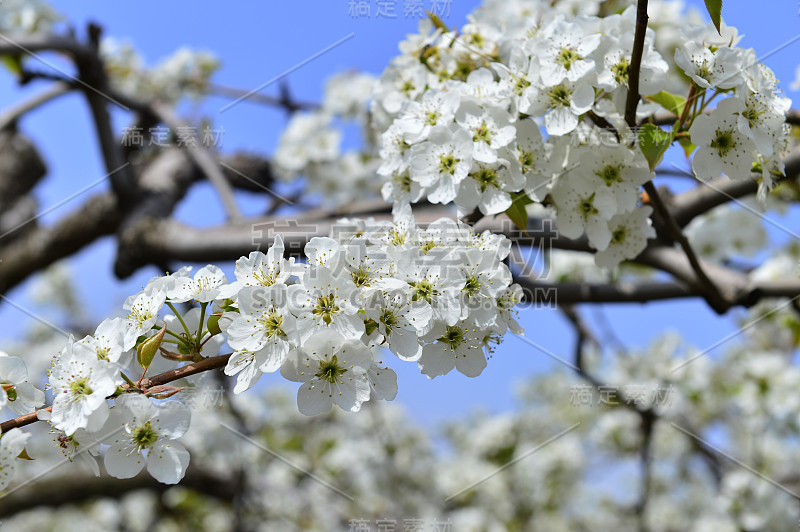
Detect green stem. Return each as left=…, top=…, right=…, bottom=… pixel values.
left=675, top=82, right=696, bottom=132
left=197, top=302, right=208, bottom=344
left=154, top=324, right=189, bottom=347
left=698, top=90, right=720, bottom=114
left=120, top=372, right=139, bottom=389
left=166, top=302, right=193, bottom=339
left=199, top=331, right=214, bottom=348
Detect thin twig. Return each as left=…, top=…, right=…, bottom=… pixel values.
left=209, top=82, right=319, bottom=113
left=561, top=306, right=721, bottom=519
left=786, top=109, right=800, bottom=126
left=151, top=103, right=242, bottom=221
left=643, top=182, right=730, bottom=312
left=0, top=353, right=232, bottom=432
left=0, top=82, right=73, bottom=131
left=623, top=0, right=728, bottom=313
left=623, top=0, right=649, bottom=128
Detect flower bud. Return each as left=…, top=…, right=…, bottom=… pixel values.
left=207, top=313, right=222, bottom=335
left=137, top=325, right=167, bottom=370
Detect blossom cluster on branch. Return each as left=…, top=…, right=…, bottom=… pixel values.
left=371, top=2, right=791, bottom=269
left=0, top=208, right=523, bottom=486
left=100, top=41, right=220, bottom=104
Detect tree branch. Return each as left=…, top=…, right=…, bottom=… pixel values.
left=519, top=278, right=689, bottom=304
left=671, top=144, right=800, bottom=228
left=621, top=0, right=727, bottom=313
left=74, top=24, right=138, bottom=205
left=0, top=147, right=198, bottom=296
left=0, top=34, right=90, bottom=57
left=0, top=467, right=236, bottom=517
left=0, top=354, right=232, bottom=433
left=560, top=305, right=723, bottom=509
left=209, top=82, right=319, bottom=113
left=517, top=275, right=800, bottom=307
left=0, top=193, right=121, bottom=296
left=0, top=145, right=284, bottom=296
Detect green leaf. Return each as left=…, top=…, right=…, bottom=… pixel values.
left=219, top=298, right=237, bottom=313
left=677, top=136, right=696, bottom=158
left=704, top=0, right=722, bottom=35
left=505, top=192, right=533, bottom=231
left=17, top=448, right=34, bottom=461
left=137, top=325, right=167, bottom=370
left=1, top=54, right=23, bottom=76
left=638, top=124, right=673, bottom=171
left=426, top=10, right=450, bottom=32
left=364, top=318, right=379, bottom=337
left=645, top=91, right=687, bottom=117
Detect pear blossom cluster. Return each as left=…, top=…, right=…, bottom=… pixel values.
left=0, top=0, right=61, bottom=34
left=222, top=206, right=523, bottom=401
left=678, top=41, right=792, bottom=195
left=0, top=206, right=523, bottom=489
left=363, top=2, right=790, bottom=268
left=266, top=0, right=793, bottom=270
left=685, top=203, right=768, bottom=261
left=100, top=40, right=220, bottom=104
left=273, top=71, right=383, bottom=203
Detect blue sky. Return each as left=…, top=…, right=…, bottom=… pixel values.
left=0, top=0, right=798, bottom=427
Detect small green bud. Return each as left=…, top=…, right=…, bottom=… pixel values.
left=207, top=314, right=222, bottom=335
left=364, top=318, right=379, bottom=337
left=137, top=325, right=167, bottom=370
left=220, top=298, right=237, bottom=313
left=17, top=448, right=34, bottom=461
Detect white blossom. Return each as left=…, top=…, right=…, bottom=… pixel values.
left=408, top=126, right=474, bottom=204
left=594, top=206, right=656, bottom=269
left=419, top=319, right=485, bottom=378
left=0, top=352, right=44, bottom=416
left=280, top=330, right=373, bottom=415
left=50, top=338, right=121, bottom=436
left=0, top=428, right=30, bottom=491
left=689, top=97, right=757, bottom=181
left=103, top=395, right=191, bottom=485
